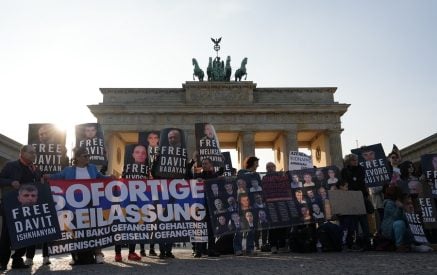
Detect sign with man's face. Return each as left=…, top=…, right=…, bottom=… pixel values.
left=351, top=144, right=390, bottom=187
left=75, top=123, right=107, bottom=165
left=3, top=184, right=61, bottom=249
left=28, top=123, right=68, bottom=173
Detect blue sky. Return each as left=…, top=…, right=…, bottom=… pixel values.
left=1, top=0, right=436, bottom=167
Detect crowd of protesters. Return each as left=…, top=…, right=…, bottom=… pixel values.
left=0, top=142, right=435, bottom=271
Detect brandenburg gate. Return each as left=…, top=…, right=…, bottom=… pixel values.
left=88, top=40, right=349, bottom=176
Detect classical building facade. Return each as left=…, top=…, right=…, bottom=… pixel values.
left=400, top=133, right=437, bottom=163
left=0, top=133, right=22, bottom=170
left=89, top=81, right=349, bottom=176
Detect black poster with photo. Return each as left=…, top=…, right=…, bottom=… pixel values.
left=122, top=144, right=149, bottom=179
left=75, top=123, right=107, bottom=165
left=405, top=212, right=430, bottom=244
left=351, top=144, right=391, bottom=187
left=138, top=130, right=161, bottom=170
left=194, top=123, right=224, bottom=173
left=287, top=167, right=335, bottom=224
left=205, top=177, right=238, bottom=237
left=155, top=128, right=187, bottom=179
left=3, top=184, right=61, bottom=249
left=417, top=183, right=437, bottom=229
left=222, top=152, right=233, bottom=177
left=237, top=173, right=270, bottom=233
left=28, top=123, right=68, bottom=174
left=421, top=154, right=437, bottom=198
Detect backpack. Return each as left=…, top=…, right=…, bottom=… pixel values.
left=317, top=222, right=343, bottom=252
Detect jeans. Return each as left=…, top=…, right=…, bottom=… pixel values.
left=393, top=220, right=407, bottom=246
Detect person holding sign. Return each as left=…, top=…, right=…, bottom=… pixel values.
left=340, top=153, right=371, bottom=251
left=0, top=145, right=42, bottom=270
left=114, top=144, right=147, bottom=262
left=193, top=158, right=221, bottom=258
left=45, top=147, right=112, bottom=265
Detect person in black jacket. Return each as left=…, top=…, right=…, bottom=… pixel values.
left=340, top=153, right=371, bottom=250
left=0, top=145, right=42, bottom=271
left=193, top=158, right=221, bottom=257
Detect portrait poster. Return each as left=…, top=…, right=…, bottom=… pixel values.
left=47, top=178, right=208, bottom=255
left=155, top=128, right=187, bottom=179
left=206, top=175, right=271, bottom=237
left=287, top=168, right=333, bottom=224
left=328, top=190, right=366, bottom=215
left=138, top=130, right=161, bottom=169
left=421, top=154, right=437, bottom=197
left=3, top=184, right=61, bottom=249
left=288, top=151, right=313, bottom=171
left=222, top=151, right=233, bottom=177
left=122, top=144, right=149, bottom=179
left=405, top=212, right=430, bottom=244
left=194, top=123, right=224, bottom=173
left=205, top=177, right=238, bottom=237
left=28, top=123, right=68, bottom=174
left=75, top=123, right=107, bottom=165
left=351, top=144, right=391, bottom=187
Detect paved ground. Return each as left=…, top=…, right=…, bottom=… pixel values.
left=1, top=247, right=436, bottom=275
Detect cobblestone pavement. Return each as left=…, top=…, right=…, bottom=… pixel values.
left=1, top=247, right=436, bottom=275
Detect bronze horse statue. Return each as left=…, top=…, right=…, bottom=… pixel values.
left=234, top=57, right=248, bottom=81
left=192, top=58, right=204, bottom=81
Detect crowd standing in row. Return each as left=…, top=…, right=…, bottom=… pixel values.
left=0, top=144, right=435, bottom=271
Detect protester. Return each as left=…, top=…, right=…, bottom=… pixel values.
left=399, top=161, right=421, bottom=195
left=387, top=145, right=402, bottom=186
left=237, top=156, right=259, bottom=176
left=235, top=156, right=261, bottom=256
left=113, top=144, right=148, bottom=262
left=193, top=158, right=221, bottom=258
left=381, top=186, right=411, bottom=252
left=45, top=146, right=112, bottom=264
left=340, top=153, right=371, bottom=251
left=0, top=145, right=42, bottom=270
left=150, top=137, right=193, bottom=260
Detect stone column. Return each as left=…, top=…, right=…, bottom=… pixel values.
left=240, top=131, right=255, bottom=164
left=284, top=129, right=298, bottom=171
left=103, top=130, right=113, bottom=175
left=327, top=129, right=343, bottom=167
left=185, top=129, right=196, bottom=160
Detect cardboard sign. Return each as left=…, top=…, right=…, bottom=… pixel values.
left=328, top=190, right=366, bottom=215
